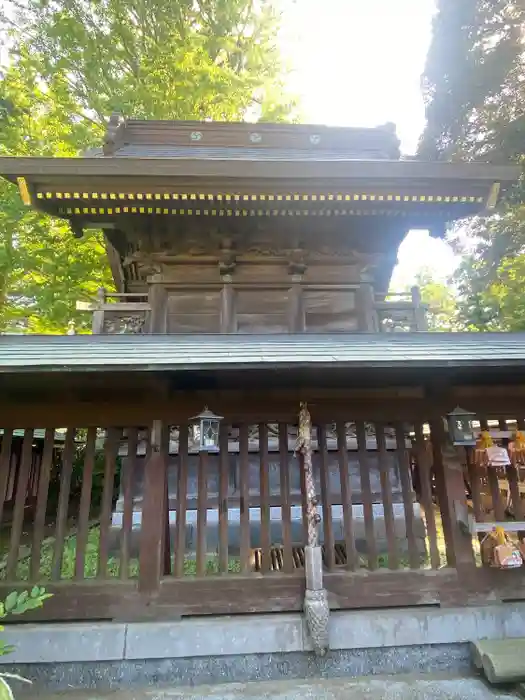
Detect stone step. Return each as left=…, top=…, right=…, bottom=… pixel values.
left=471, top=638, right=525, bottom=684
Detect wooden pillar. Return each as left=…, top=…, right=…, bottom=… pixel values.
left=138, top=420, right=168, bottom=594
left=288, top=280, right=305, bottom=332
left=148, top=283, right=168, bottom=333
left=92, top=287, right=106, bottom=334
left=429, top=417, right=476, bottom=572
left=220, top=279, right=236, bottom=333
left=411, top=286, right=428, bottom=331
left=356, top=282, right=378, bottom=332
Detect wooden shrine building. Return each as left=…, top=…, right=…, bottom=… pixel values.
left=0, top=117, right=524, bottom=629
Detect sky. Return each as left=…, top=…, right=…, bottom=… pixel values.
left=279, top=0, right=458, bottom=289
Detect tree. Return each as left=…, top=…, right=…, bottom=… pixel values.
left=0, top=72, right=111, bottom=332
left=419, top=0, right=525, bottom=331
left=419, top=0, right=525, bottom=163
left=0, top=0, right=295, bottom=332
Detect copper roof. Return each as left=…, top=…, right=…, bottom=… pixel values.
left=2, top=332, right=525, bottom=373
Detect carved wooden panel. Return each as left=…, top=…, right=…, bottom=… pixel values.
left=304, top=290, right=358, bottom=332
left=236, top=290, right=289, bottom=334
left=167, top=290, right=221, bottom=333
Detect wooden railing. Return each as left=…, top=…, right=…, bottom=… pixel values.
left=4, top=407, right=523, bottom=622
left=375, top=287, right=428, bottom=332
left=77, top=290, right=150, bottom=334
left=79, top=284, right=428, bottom=335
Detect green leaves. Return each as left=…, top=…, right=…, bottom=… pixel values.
left=411, top=269, right=459, bottom=332
left=419, top=1, right=525, bottom=331
left=0, top=0, right=294, bottom=333
left=0, top=590, right=51, bottom=700
left=2, top=588, right=52, bottom=617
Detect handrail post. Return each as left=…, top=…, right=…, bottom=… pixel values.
left=356, top=280, right=378, bottom=332
left=91, top=287, right=106, bottom=334
left=429, top=418, right=476, bottom=575
left=148, top=281, right=168, bottom=333
left=139, top=420, right=169, bottom=595
left=411, top=286, right=428, bottom=331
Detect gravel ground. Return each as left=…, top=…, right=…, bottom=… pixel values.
left=18, top=673, right=519, bottom=700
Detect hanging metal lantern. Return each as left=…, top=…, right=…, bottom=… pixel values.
left=190, top=406, right=223, bottom=452
left=446, top=406, right=477, bottom=446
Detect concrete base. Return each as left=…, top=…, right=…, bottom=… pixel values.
left=3, top=604, right=525, bottom=691
left=4, top=604, right=525, bottom=666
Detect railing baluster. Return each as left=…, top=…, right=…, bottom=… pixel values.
left=120, top=427, right=138, bottom=579
left=356, top=421, right=377, bottom=570
left=196, top=450, right=208, bottom=577
left=337, top=422, right=357, bottom=570
left=218, top=423, right=229, bottom=574
left=174, top=424, right=189, bottom=577
left=98, top=427, right=119, bottom=579
left=318, top=425, right=335, bottom=570
left=259, top=424, right=271, bottom=573
left=6, top=429, right=34, bottom=580
left=480, top=417, right=506, bottom=521
left=30, top=428, right=55, bottom=581
left=51, top=428, right=76, bottom=581
left=413, top=422, right=440, bottom=569
left=279, top=423, right=293, bottom=573
left=163, top=428, right=172, bottom=577
left=395, top=423, right=419, bottom=569
left=75, top=427, right=97, bottom=580
left=239, top=423, right=251, bottom=573
left=376, top=422, right=399, bottom=570
left=0, top=429, right=13, bottom=530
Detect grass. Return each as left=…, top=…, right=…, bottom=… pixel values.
left=1, top=527, right=242, bottom=582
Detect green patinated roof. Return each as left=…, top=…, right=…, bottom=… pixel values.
left=0, top=333, right=525, bottom=373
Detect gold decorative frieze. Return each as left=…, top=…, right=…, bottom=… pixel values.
left=38, top=190, right=485, bottom=204
left=56, top=206, right=415, bottom=217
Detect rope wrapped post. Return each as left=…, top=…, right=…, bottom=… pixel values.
left=296, top=402, right=329, bottom=656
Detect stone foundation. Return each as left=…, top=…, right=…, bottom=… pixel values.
left=5, top=604, right=525, bottom=691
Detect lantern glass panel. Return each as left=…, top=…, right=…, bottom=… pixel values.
left=448, top=410, right=475, bottom=445
left=202, top=417, right=220, bottom=451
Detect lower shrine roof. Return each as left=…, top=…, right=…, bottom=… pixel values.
left=2, top=332, right=525, bottom=374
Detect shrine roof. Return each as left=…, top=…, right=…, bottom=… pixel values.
left=2, top=332, right=525, bottom=374
left=0, top=117, right=519, bottom=232
left=94, top=117, right=403, bottom=160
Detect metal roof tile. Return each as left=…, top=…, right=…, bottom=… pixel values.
left=1, top=333, right=525, bottom=373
